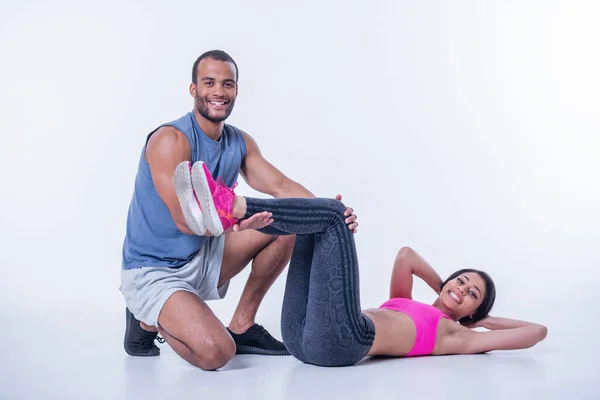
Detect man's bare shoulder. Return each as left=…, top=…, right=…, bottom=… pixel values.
left=145, top=125, right=190, bottom=160
left=148, top=125, right=187, bottom=143
left=236, top=129, right=260, bottom=152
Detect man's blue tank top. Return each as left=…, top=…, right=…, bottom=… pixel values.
left=121, top=111, right=247, bottom=270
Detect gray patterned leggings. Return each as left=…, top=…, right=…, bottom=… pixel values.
left=244, top=197, right=375, bottom=367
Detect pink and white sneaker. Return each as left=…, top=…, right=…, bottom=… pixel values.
left=191, top=161, right=239, bottom=236
left=174, top=161, right=207, bottom=235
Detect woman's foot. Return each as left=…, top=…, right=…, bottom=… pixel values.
left=191, top=161, right=241, bottom=236
left=174, top=161, right=207, bottom=235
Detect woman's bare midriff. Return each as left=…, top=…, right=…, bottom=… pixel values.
left=363, top=308, right=464, bottom=357
left=362, top=308, right=417, bottom=356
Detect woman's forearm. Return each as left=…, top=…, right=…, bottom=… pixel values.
left=461, top=323, right=548, bottom=353
left=404, top=248, right=443, bottom=293
left=480, top=316, right=545, bottom=331
left=390, top=247, right=443, bottom=298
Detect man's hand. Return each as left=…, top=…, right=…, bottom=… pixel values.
left=231, top=212, right=274, bottom=232
left=335, top=194, right=358, bottom=233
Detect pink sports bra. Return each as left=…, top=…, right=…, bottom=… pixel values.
left=379, top=297, right=452, bottom=356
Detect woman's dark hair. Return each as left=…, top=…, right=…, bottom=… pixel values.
left=441, top=268, right=496, bottom=325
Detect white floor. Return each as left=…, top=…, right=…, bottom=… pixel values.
left=2, top=302, right=597, bottom=400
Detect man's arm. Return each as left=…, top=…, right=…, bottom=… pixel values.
left=238, top=131, right=358, bottom=232
left=145, top=126, right=202, bottom=235
left=239, top=131, right=314, bottom=198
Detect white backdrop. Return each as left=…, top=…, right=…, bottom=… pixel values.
left=1, top=0, right=598, bottom=348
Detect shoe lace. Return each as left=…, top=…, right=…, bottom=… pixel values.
left=135, top=333, right=165, bottom=348
left=216, top=177, right=238, bottom=193
left=254, top=324, right=276, bottom=342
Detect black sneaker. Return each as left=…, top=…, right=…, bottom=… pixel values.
left=227, top=324, right=290, bottom=356
left=124, top=308, right=165, bottom=357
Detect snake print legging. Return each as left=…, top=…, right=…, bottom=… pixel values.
left=244, top=197, right=375, bottom=367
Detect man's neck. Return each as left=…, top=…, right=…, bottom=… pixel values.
left=194, top=109, right=224, bottom=141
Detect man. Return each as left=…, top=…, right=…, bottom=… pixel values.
left=120, top=50, right=358, bottom=370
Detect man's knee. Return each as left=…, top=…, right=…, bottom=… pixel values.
left=191, top=334, right=236, bottom=371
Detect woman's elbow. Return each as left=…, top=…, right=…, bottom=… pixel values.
left=536, top=325, right=548, bottom=342
left=396, top=246, right=414, bottom=259
left=520, top=325, right=547, bottom=349
left=527, top=325, right=547, bottom=348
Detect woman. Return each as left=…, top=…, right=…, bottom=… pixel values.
left=184, top=161, right=548, bottom=367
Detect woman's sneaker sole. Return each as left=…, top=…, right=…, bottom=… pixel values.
left=174, top=161, right=206, bottom=235
left=191, top=161, right=224, bottom=236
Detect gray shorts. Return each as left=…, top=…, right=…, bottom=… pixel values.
left=119, top=235, right=228, bottom=327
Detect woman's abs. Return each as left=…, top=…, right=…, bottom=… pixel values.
left=362, top=308, right=417, bottom=356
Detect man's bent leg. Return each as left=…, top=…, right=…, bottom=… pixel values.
left=121, top=266, right=171, bottom=357
left=158, top=291, right=235, bottom=370
left=120, top=242, right=230, bottom=361
left=124, top=308, right=163, bottom=357
left=219, top=229, right=295, bottom=355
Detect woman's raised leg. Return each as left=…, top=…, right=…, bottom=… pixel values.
left=186, top=162, right=375, bottom=366
left=244, top=197, right=375, bottom=367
